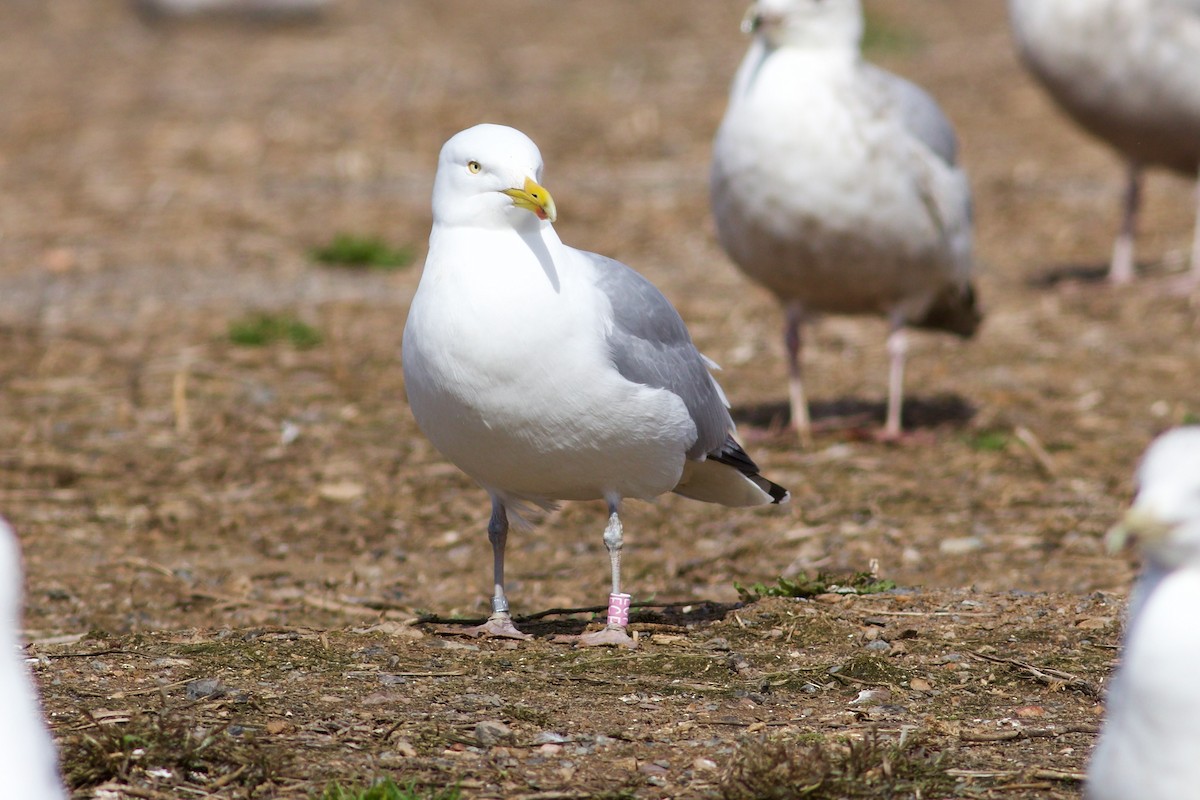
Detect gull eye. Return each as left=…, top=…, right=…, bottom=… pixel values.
left=467, top=160, right=482, bottom=174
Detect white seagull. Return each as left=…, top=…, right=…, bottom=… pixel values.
left=1009, top=0, right=1200, bottom=286
left=1088, top=427, right=1200, bottom=800
left=403, top=124, right=789, bottom=649
left=0, top=517, right=67, bottom=799
left=711, top=0, right=980, bottom=444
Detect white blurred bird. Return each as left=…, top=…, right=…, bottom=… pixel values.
left=711, top=0, right=980, bottom=444
left=1088, top=427, right=1200, bottom=800
left=0, top=517, right=67, bottom=799
left=1009, top=0, right=1200, bottom=285
left=403, top=124, right=788, bottom=649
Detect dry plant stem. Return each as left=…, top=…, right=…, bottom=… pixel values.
left=1013, top=425, right=1058, bottom=479
left=970, top=651, right=1101, bottom=697
left=959, top=724, right=1099, bottom=743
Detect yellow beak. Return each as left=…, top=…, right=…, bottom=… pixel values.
left=1105, top=505, right=1173, bottom=554
left=502, top=177, right=557, bottom=223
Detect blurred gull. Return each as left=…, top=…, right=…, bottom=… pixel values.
left=0, top=518, right=67, bottom=799
left=1009, top=0, right=1200, bottom=285
left=711, top=0, right=980, bottom=444
left=402, top=124, right=788, bottom=649
left=1089, top=427, right=1200, bottom=799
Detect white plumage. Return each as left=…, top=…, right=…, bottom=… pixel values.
left=711, top=0, right=980, bottom=443
left=403, top=124, right=787, bottom=648
left=1088, top=428, right=1200, bottom=800
left=0, top=517, right=67, bottom=800
left=1009, top=0, right=1200, bottom=285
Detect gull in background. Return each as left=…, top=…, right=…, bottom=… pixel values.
left=711, top=0, right=980, bottom=444
left=1009, top=0, right=1200, bottom=286
left=403, top=124, right=788, bottom=649
left=1089, top=427, right=1200, bottom=800
left=0, top=517, right=67, bottom=799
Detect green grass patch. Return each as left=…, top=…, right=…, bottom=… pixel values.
left=967, top=430, right=1010, bottom=452
left=229, top=312, right=322, bottom=349
left=735, top=572, right=895, bottom=603
left=320, top=777, right=460, bottom=800
left=311, top=234, right=414, bottom=270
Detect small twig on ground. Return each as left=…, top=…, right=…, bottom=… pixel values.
left=207, top=763, right=249, bottom=790
left=959, top=724, right=1099, bottom=743
left=946, top=767, right=1085, bottom=782
left=970, top=650, right=1101, bottom=697
left=107, top=676, right=199, bottom=699
left=93, top=785, right=180, bottom=800
left=850, top=608, right=994, bottom=617
left=417, top=599, right=728, bottom=626
left=1013, top=425, right=1058, bottom=479
left=42, top=648, right=157, bottom=660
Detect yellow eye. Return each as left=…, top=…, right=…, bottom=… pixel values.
left=467, top=160, right=482, bottom=174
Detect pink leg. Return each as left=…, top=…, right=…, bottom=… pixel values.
left=1189, top=164, right=1200, bottom=286
left=559, top=501, right=637, bottom=649
left=1110, top=161, right=1141, bottom=285
left=785, top=303, right=813, bottom=447
left=883, top=326, right=907, bottom=440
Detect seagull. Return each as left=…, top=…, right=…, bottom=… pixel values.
left=711, top=0, right=980, bottom=444
left=0, top=517, right=67, bottom=799
left=1008, top=0, right=1200, bottom=286
left=402, top=124, right=789, bottom=649
left=1089, top=427, right=1200, bottom=800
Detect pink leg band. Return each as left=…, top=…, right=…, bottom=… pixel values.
left=607, top=592, right=631, bottom=627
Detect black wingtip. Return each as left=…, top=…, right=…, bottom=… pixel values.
left=915, top=282, right=981, bottom=338
left=760, top=477, right=790, bottom=505
left=713, top=435, right=790, bottom=504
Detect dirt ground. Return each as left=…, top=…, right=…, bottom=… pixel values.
left=2, top=1, right=1198, bottom=798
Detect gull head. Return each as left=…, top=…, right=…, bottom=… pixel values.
left=431, top=124, right=557, bottom=231
left=1108, top=428, right=1200, bottom=569
left=741, top=0, right=863, bottom=50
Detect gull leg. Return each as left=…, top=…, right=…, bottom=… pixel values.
left=576, top=500, right=637, bottom=649
left=785, top=303, right=813, bottom=447
left=1110, top=161, right=1141, bottom=285
left=464, top=498, right=531, bottom=640
left=1188, top=165, right=1200, bottom=288
left=882, top=325, right=907, bottom=440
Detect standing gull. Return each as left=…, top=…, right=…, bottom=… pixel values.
left=1009, top=0, right=1200, bottom=285
left=403, top=124, right=788, bottom=649
left=711, top=0, right=980, bottom=443
left=1089, top=428, right=1200, bottom=800
left=0, top=518, right=67, bottom=799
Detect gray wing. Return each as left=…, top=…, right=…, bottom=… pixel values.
left=864, top=63, right=960, bottom=166
left=588, top=253, right=732, bottom=459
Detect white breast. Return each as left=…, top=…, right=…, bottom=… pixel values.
left=1088, top=567, right=1200, bottom=800
left=402, top=227, right=696, bottom=503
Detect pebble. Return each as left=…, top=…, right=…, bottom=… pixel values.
left=186, top=677, right=227, bottom=700
left=474, top=720, right=514, bottom=747
left=940, top=536, right=983, bottom=554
